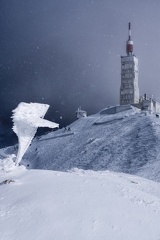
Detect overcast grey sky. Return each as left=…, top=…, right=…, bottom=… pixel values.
left=0, top=0, right=160, bottom=144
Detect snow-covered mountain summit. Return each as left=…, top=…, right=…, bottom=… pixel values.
left=1, top=105, right=160, bottom=239
left=10, top=105, right=160, bottom=182
left=2, top=105, right=160, bottom=181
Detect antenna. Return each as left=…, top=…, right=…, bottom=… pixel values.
left=128, top=22, right=131, bottom=40
left=126, top=22, right=133, bottom=55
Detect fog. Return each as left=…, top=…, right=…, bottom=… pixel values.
left=0, top=0, right=160, bottom=146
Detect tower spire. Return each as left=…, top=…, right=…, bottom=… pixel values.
left=126, top=22, right=133, bottom=55
left=128, top=22, right=131, bottom=40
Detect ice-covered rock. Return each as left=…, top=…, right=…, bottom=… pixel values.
left=11, top=102, right=59, bottom=165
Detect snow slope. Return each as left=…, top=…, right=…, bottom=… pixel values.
left=1, top=167, right=160, bottom=240
left=13, top=106, right=160, bottom=182
left=1, top=106, right=160, bottom=239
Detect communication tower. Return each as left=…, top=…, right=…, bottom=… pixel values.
left=120, top=23, right=139, bottom=105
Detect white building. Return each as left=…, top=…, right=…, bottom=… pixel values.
left=120, top=23, right=139, bottom=105
left=76, top=107, right=87, bottom=119
left=133, top=94, right=160, bottom=114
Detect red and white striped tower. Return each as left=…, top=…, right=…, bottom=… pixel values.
left=126, top=22, right=133, bottom=55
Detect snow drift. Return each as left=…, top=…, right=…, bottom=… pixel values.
left=1, top=168, right=160, bottom=240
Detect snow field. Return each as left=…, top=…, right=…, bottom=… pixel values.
left=1, top=106, right=160, bottom=239
left=0, top=168, right=160, bottom=240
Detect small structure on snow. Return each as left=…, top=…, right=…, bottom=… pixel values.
left=76, top=107, right=87, bottom=119
left=132, top=94, right=160, bottom=114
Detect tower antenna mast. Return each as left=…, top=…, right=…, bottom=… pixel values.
left=126, top=22, right=133, bottom=55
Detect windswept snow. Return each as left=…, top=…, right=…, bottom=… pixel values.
left=13, top=106, right=160, bottom=182
left=1, top=106, right=160, bottom=239
left=11, top=102, right=59, bottom=165
left=0, top=167, right=160, bottom=240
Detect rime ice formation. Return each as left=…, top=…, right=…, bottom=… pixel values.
left=12, top=102, right=59, bottom=165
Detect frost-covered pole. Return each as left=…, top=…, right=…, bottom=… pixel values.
left=11, top=102, right=59, bottom=166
